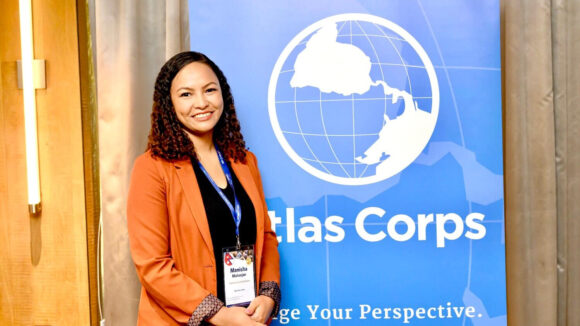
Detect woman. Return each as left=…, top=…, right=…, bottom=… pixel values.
left=127, top=51, right=281, bottom=326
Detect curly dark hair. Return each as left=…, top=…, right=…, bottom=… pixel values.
left=147, top=51, right=246, bottom=162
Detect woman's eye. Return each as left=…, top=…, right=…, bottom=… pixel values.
left=180, top=92, right=191, bottom=97
left=206, top=88, right=217, bottom=93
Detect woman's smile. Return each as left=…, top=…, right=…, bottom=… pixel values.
left=193, top=111, right=213, bottom=119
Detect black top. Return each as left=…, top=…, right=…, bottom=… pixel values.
left=192, top=159, right=257, bottom=302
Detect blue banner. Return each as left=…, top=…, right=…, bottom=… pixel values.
left=190, top=1, right=505, bottom=325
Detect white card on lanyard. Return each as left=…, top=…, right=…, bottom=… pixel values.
left=222, top=245, right=256, bottom=307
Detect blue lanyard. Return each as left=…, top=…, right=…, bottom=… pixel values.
left=197, top=146, right=242, bottom=248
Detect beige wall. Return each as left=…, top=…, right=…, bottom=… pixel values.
left=0, top=0, right=94, bottom=325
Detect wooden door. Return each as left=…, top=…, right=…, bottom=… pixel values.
left=0, top=0, right=96, bottom=324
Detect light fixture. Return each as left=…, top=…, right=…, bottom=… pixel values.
left=19, top=0, right=42, bottom=215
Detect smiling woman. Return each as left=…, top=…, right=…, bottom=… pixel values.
left=170, top=62, right=224, bottom=142
left=127, top=51, right=281, bottom=326
left=147, top=52, right=246, bottom=163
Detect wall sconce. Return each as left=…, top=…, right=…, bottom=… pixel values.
left=19, top=0, right=45, bottom=215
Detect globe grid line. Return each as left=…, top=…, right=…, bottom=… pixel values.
left=318, top=88, right=353, bottom=178
left=415, top=3, right=472, bottom=325
left=369, top=21, right=416, bottom=98
left=434, top=65, right=501, bottom=71
left=268, top=13, right=440, bottom=185
left=344, top=33, right=408, bottom=42
left=349, top=20, right=357, bottom=177
left=358, top=19, right=424, bottom=178
left=349, top=20, right=352, bottom=43
left=302, top=157, right=373, bottom=166
left=276, top=96, right=433, bottom=105
left=289, top=21, right=350, bottom=54
left=279, top=60, right=429, bottom=74
left=283, top=131, right=381, bottom=137
left=352, top=20, right=389, bottom=178
left=352, top=91, right=357, bottom=177
left=295, top=31, right=410, bottom=47
left=323, top=194, right=332, bottom=324
left=314, top=18, right=353, bottom=178
left=417, top=1, right=464, bottom=150
left=292, top=22, right=349, bottom=47
left=291, top=86, right=333, bottom=175
left=281, top=64, right=501, bottom=75
left=337, top=20, right=348, bottom=34
left=373, top=63, right=427, bottom=69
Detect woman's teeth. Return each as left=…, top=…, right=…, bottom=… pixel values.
left=194, top=112, right=211, bottom=118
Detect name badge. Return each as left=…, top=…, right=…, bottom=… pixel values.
left=222, top=245, right=256, bottom=307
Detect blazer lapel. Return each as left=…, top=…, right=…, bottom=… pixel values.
left=231, top=158, right=265, bottom=280
left=173, top=159, right=215, bottom=261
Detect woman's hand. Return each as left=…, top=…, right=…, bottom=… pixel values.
left=246, top=295, right=275, bottom=323
left=208, top=306, right=266, bottom=326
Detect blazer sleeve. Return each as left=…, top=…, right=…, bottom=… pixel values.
left=246, top=152, right=282, bottom=314
left=127, top=154, right=222, bottom=325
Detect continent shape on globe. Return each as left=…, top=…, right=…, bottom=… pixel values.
left=289, top=22, right=434, bottom=176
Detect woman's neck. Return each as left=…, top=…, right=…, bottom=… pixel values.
left=190, top=131, right=227, bottom=188
left=189, top=131, right=216, bottom=160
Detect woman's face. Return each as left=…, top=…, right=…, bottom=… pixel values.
left=170, top=62, right=224, bottom=140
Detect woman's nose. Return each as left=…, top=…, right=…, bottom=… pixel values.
left=193, top=93, right=208, bottom=109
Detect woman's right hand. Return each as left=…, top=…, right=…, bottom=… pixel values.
left=208, top=306, right=267, bottom=326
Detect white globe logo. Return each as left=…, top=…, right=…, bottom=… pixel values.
left=268, top=13, right=439, bottom=185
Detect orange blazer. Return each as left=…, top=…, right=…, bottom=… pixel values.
left=127, top=150, right=280, bottom=325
